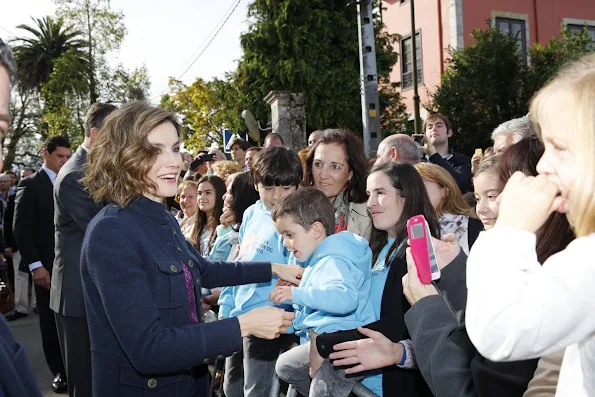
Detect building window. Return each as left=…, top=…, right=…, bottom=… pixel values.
left=496, top=17, right=528, bottom=64
left=401, top=32, right=422, bottom=90
left=567, top=24, right=595, bottom=42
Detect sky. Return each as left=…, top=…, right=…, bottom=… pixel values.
left=1, top=0, right=251, bottom=102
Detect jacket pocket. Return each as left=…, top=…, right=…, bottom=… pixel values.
left=120, top=365, right=181, bottom=396
left=154, top=259, right=187, bottom=309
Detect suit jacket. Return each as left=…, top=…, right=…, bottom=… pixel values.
left=3, top=194, right=17, bottom=253
left=13, top=169, right=55, bottom=273
left=50, top=147, right=103, bottom=316
left=81, top=196, right=273, bottom=397
left=0, top=314, right=43, bottom=397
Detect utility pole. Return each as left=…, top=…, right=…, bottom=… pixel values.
left=357, top=0, right=381, bottom=156
left=410, top=0, right=422, bottom=135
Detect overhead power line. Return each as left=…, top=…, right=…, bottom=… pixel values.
left=150, top=0, right=243, bottom=102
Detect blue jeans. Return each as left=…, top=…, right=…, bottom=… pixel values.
left=276, top=341, right=363, bottom=397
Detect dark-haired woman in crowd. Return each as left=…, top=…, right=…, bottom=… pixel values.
left=312, top=161, right=438, bottom=397
left=303, top=129, right=372, bottom=240
left=190, top=175, right=226, bottom=257
left=79, top=101, right=303, bottom=397
left=328, top=137, right=574, bottom=397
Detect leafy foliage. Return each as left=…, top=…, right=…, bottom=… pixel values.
left=429, top=22, right=594, bottom=155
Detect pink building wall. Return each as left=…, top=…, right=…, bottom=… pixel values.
left=382, top=0, right=595, bottom=116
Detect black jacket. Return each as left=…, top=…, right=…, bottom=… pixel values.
left=3, top=194, right=17, bottom=253
left=428, top=150, right=472, bottom=193
left=316, top=250, right=433, bottom=397
left=404, top=251, right=538, bottom=397
left=13, top=169, right=55, bottom=273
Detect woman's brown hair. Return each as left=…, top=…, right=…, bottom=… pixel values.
left=303, top=129, right=369, bottom=204
left=415, top=162, right=474, bottom=218
left=190, top=175, right=226, bottom=254
left=83, top=101, right=181, bottom=207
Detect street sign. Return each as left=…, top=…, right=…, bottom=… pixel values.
left=223, top=130, right=248, bottom=154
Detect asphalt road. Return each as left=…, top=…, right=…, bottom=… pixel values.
left=6, top=310, right=64, bottom=397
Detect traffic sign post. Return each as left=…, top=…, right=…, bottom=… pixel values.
left=223, top=129, right=248, bottom=154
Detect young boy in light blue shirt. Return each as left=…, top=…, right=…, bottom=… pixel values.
left=220, top=146, right=303, bottom=397
left=270, top=187, right=375, bottom=397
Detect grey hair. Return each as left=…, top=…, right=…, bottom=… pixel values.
left=491, top=116, right=536, bottom=144
left=0, top=39, right=15, bottom=87
left=384, top=134, right=419, bottom=163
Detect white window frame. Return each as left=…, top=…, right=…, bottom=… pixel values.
left=491, top=11, right=531, bottom=66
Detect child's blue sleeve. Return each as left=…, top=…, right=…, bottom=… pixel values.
left=218, top=286, right=235, bottom=319
left=291, top=258, right=360, bottom=314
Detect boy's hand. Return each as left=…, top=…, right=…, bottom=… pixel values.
left=269, top=286, right=293, bottom=305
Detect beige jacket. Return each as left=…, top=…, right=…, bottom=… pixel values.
left=523, top=350, right=564, bottom=397
left=346, top=201, right=372, bottom=241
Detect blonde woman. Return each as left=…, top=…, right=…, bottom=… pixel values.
left=467, top=54, right=595, bottom=397
left=211, top=160, right=242, bottom=184
left=175, top=180, right=198, bottom=236
left=415, top=162, right=483, bottom=254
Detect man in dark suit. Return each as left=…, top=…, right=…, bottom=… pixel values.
left=50, top=102, right=116, bottom=397
left=13, top=135, right=71, bottom=394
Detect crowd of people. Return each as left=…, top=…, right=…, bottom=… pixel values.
left=0, top=37, right=593, bottom=397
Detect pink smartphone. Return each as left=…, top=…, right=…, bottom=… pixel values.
left=407, top=215, right=440, bottom=284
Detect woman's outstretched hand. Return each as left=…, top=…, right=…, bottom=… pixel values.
left=271, top=264, right=304, bottom=286
left=329, top=327, right=403, bottom=374
left=238, top=306, right=294, bottom=339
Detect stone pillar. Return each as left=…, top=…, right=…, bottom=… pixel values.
left=264, top=91, right=306, bottom=150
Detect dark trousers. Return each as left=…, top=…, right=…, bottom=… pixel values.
left=56, top=314, right=92, bottom=397
left=34, top=283, right=65, bottom=377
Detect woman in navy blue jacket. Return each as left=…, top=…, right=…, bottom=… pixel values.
left=80, top=102, right=302, bottom=397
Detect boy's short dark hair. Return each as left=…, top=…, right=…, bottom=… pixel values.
left=272, top=187, right=335, bottom=237
left=423, top=113, right=452, bottom=132
left=246, top=147, right=261, bottom=153
left=230, top=138, right=250, bottom=151
left=44, top=135, right=71, bottom=154
left=251, top=146, right=303, bottom=187
left=84, top=103, right=118, bottom=137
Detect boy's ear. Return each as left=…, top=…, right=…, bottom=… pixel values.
left=447, top=129, right=454, bottom=138
left=311, top=221, right=326, bottom=239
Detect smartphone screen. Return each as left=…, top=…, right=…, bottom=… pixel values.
left=425, top=222, right=440, bottom=280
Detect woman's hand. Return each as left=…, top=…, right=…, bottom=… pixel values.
left=495, top=172, right=565, bottom=233
left=271, top=264, right=304, bottom=286
left=403, top=247, right=439, bottom=305
left=220, top=208, right=236, bottom=227
left=269, top=286, right=293, bottom=305
left=237, top=307, right=294, bottom=339
left=431, top=233, right=461, bottom=270
left=329, top=327, right=403, bottom=374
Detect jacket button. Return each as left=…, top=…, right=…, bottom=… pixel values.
left=172, top=228, right=176, bottom=235
left=169, top=264, right=178, bottom=272
left=203, top=358, right=210, bottom=365
left=195, top=277, right=200, bottom=285
left=147, top=378, right=157, bottom=388
left=188, top=260, right=194, bottom=267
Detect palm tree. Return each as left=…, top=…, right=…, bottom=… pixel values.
left=12, top=16, right=89, bottom=92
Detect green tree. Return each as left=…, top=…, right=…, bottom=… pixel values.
left=161, top=78, right=227, bottom=152
left=102, top=64, right=151, bottom=103
left=429, top=22, right=594, bottom=155
left=12, top=16, right=89, bottom=92
left=234, top=0, right=404, bottom=136
left=55, top=0, right=127, bottom=103
left=6, top=87, right=43, bottom=170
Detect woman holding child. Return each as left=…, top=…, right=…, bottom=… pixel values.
left=79, top=102, right=304, bottom=397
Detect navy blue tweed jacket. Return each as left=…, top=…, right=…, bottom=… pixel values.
left=80, top=196, right=272, bottom=397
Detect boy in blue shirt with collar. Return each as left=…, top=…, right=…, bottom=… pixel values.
left=270, top=187, right=375, bottom=397
left=219, top=146, right=303, bottom=397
